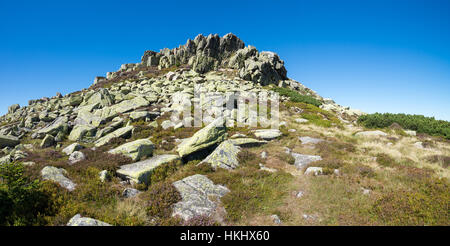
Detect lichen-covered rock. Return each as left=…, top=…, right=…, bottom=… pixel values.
left=172, top=174, right=229, bottom=221
left=67, top=214, right=111, bottom=226
left=108, top=139, right=154, bottom=161
left=201, top=140, right=241, bottom=170
left=96, top=96, right=149, bottom=121
left=94, top=125, right=134, bottom=147
left=176, top=117, right=226, bottom=157
left=99, top=170, right=111, bottom=182
left=62, top=143, right=84, bottom=155
left=40, top=134, right=55, bottom=148
left=253, top=129, right=282, bottom=140
left=68, top=124, right=96, bottom=141
left=228, top=138, right=267, bottom=147
left=68, top=151, right=86, bottom=164
left=40, top=166, right=76, bottom=191
left=36, top=116, right=69, bottom=138
left=0, top=134, right=19, bottom=148
left=116, top=154, right=179, bottom=184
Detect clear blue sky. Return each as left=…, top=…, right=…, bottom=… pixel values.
left=1, top=0, right=449, bottom=120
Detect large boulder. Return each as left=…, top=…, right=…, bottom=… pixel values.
left=0, top=134, right=19, bottom=148
left=67, top=214, right=111, bottom=226
left=40, top=134, right=55, bottom=148
left=40, top=166, right=76, bottom=191
left=108, top=139, right=155, bottom=161
left=176, top=117, right=226, bottom=157
left=201, top=140, right=241, bottom=170
left=8, top=104, right=20, bottom=114
left=62, top=143, right=84, bottom=155
left=116, top=154, right=180, bottom=184
left=172, top=174, right=229, bottom=221
left=68, top=151, right=86, bottom=164
left=96, top=96, right=149, bottom=121
left=94, top=125, right=134, bottom=147
left=68, top=124, right=96, bottom=141
left=35, top=116, right=69, bottom=138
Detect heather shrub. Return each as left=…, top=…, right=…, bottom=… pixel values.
left=358, top=113, right=450, bottom=139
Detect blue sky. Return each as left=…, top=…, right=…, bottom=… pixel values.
left=1, top=0, right=449, bottom=120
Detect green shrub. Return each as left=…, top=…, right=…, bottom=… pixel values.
left=0, top=162, right=59, bottom=225
left=271, top=87, right=322, bottom=107
left=358, top=113, right=450, bottom=140
left=143, top=182, right=181, bottom=219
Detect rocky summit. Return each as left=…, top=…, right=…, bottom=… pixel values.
left=0, top=33, right=448, bottom=227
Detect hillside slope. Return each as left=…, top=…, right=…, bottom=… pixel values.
left=0, top=34, right=448, bottom=226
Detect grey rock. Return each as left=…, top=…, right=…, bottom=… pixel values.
left=122, top=188, right=141, bottom=198
left=67, top=214, right=111, bottom=226
left=99, top=170, right=110, bottom=182
left=0, top=134, right=20, bottom=148
left=291, top=153, right=322, bottom=169
left=40, top=166, right=76, bottom=191
left=62, top=143, right=84, bottom=155
left=172, top=174, right=229, bottom=221
left=116, top=154, right=180, bottom=184
left=355, top=130, right=387, bottom=138
left=299, top=136, right=323, bottom=145
left=253, top=129, right=282, bottom=140
left=68, top=151, right=86, bottom=164
left=40, top=134, right=55, bottom=148
left=304, top=167, right=323, bottom=176
left=201, top=140, right=241, bottom=170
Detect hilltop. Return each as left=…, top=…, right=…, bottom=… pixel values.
left=0, top=34, right=448, bottom=226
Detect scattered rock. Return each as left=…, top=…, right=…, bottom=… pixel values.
left=228, top=137, right=267, bottom=147
left=116, top=154, right=180, bottom=184
left=291, top=153, right=322, bottom=169
left=176, top=117, right=226, bottom=157
left=172, top=174, right=229, bottom=221
left=67, top=214, right=111, bottom=226
left=414, top=142, right=425, bottom=149
left=0, top=134, right=20, bottom=148
left=62, top=143, right=84, bottom=155
left=99, top=170, right=110, bottom=182
left=252, top=129, right=282, bottom=140
left=94, top=125, right=134, bottom=147
left=271, top=215, right=282, bottom=225
left=261, top=151, right=267, bottom=159
left=40, top=134, right=55, bottom=148
left=259, top=164, right=277, bottom=173
left=68, top=124, right=96, bottom=141
left=40, top=166, right=76, bottom=191
left=108, top=139, right=155, bottom=161
left=304, top=167, right=323, bottom=176
left=404, top=130, right=416, bottom=136
left=68, top=151, right=86, bottom=164
left=295, top=118, right=309, bottom=123
left=122, top=188, right=141, bottom=198
left=201, top=140, right=241, bottom=170
left=296, top=191, right=304, bottom=198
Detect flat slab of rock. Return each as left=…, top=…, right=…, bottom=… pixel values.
left=291, top=153, right=322, bottom=169
left=355, top=130, right=387, bottom=137
left=62, top=143, right=84, bottom=155
left=229, top=138, right=267, bottom=147
left=176, top=117, right=226, bottom=157
left=0, top=134, right=20, bottom=148
left=122, top=188, right=141, bottom=198
left=116, top=154, right=180, bottom=184
left=253, top=129, right=282, bottom=140
left=172, top=174, right=229, bottom=221
left=95, top=125, right=134, bottom=147
left=201, top=140, right=241, bottom=170
left=67, top=214, right=111, bottom=226
left=36, top=116, right=68, bottom=138
left=295, top=118, right=309, bottom=123
left=41, top=166, right=76, bottom=191
left=108, top=139, right=154, bottom=161
left=299, top=136, right=323, bottom=145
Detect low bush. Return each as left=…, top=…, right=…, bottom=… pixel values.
left=358, top=113, right=450, bottom=140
